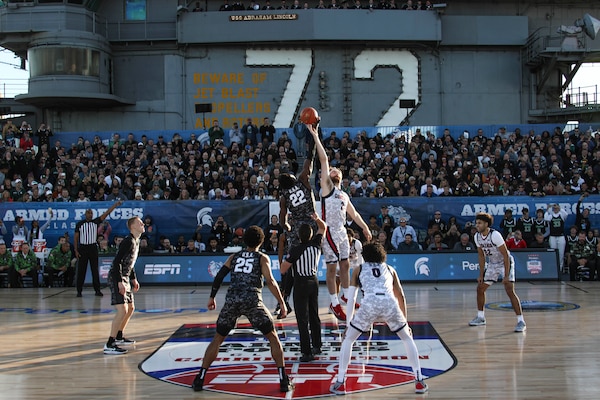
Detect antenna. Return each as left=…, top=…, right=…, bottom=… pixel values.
left=575, top=13, right=600, bottom=40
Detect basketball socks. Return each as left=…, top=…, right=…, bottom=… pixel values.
left=517, top=315, right=525, bottom=323
left=278, top=366, right=287, bottom=381
left=116, top=330, right=123, bottom=340
left=477, top=310, right=485, bottom=319
left=330, top=294, right=340, bottom=306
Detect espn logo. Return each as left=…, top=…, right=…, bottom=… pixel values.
left=144, top=264, right=181, bottom=275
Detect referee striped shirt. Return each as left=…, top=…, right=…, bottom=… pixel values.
left=284, top=233, right=323, bottom=277
left=75, top=218, right=102, bottom=245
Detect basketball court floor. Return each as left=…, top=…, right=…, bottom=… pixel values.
left=1, top=281, right=598, bottom=399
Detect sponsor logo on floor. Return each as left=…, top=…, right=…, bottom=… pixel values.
left=487, top=300, right=579, bottom=312
left=140, top=321, right=456, bottom=398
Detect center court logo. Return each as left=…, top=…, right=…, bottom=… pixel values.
left=139, top=321, right=456, bottom=399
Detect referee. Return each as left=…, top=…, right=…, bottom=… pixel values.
left=280, top=213, right=326, bottom=362
left=74, top=200, right=122, bottom=297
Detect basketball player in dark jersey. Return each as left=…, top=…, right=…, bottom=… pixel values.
left=192, top=226, right=294, bottom=393
left=277, top=157, right=318, bottom=316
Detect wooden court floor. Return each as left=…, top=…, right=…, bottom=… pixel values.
left=1, top=281, right=599, bottom=400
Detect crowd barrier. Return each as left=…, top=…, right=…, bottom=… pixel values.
left=85, top=249, right=559, bottom=286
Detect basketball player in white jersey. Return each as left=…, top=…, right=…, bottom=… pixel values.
left=469, top=212, right=526, bottom=332
left=307, top=123, right=372, bottom=321
left=330, top=242, right=428, bottom=395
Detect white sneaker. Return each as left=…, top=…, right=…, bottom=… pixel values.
left=469, top=316, right=486, bottom=326
left=514, top=321, right=526, bottom=332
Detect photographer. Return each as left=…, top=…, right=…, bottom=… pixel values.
left=210, top=215, right=232, bottom=248
left=36, top=123, right=53, bottom=148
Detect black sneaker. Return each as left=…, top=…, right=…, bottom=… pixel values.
left=192, top=373, right=204, bottom=391
left=115, top=337, right=136, bottom=345
left=280, top=376, right=295, bottom=392
left=103, top=344, right=127, bottom=355
left=95, top=291, right=104, bottom=297
left=312, top=347, right=322, bottom=355
left=273, top=303, right=281, bottom=315
left=76, top=292, right=82, bottom=298
left=300, top=353, right=315, bottom=362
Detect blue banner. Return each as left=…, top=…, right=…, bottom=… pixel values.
left=86, top=248, right=558, bottom=285
left=0, top=200, right=270, bottom=249
left=349, top=195, right=600, bottom=237
left=1, top=195, right=599, bottom=251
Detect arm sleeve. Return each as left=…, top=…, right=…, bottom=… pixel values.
left=210, top=265, right=231, bottom=298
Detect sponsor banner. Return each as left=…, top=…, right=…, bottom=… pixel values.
left=86, top=249, right=558, bottom=285
left=140, top=321, right=456, bottom=398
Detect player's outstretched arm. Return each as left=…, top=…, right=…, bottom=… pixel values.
left=306, top=124, right=333, bottom=196
left=347, top=201, right=372, bottom=242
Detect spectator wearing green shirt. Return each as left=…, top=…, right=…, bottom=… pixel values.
left=46, top=238, right=74, bottom=287
left=11, top=242, right=39, bottom=288
left=0, top=242, right=13, bottom=287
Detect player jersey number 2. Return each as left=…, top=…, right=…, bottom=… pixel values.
left=289, top=188, right=307, bottom=207
left=233, top=256, right=253, bottom=273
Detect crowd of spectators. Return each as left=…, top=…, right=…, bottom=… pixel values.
left=2, top=119, right=600, bottom=205
left=190, top=0, right=437, bottom=12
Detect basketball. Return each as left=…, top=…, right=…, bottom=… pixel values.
left=234, top=227, right=244, bottom=237
left=299, top=107, right=320, bottom=125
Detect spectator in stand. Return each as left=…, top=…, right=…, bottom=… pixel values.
left=575, top=193, right=592, bottom=233
left=528, top=180, right=545, bottom=197
left=0, top=242, right=13, bottom=287
left=428, top=210, right=447, bottom=234
left=10, top=242, right=39, bottom=288
left=391, top=217, right=417, bottom=250
left=219, top=0, right=232, bottom=10
left=27, top=210, right=53, bottom=245
left=241, top=117, right=259, bottom=146
left=208, top=120, right=225, bottom=146
left=427, top=231, right=448, bottom=251
left=211, top=215, right=232, bottom=248
left=529, top=232, right=550, bottom=249
left=192, top=231, right=206, bottom=252
left=229, top=122, right=245, bottom=145
left=397, top=233, right=422, bottom=252
left=183, top=239, right=199, bottom=254
left=12, top=215, right=30, bottom=245
left=506, top=230, right=527, bottom=250
left=204, top=237, right=224, bottom=253
left=259, top=117, right=276, bottom=147
left=46, top=237, right=74, bottom=287
left=453, top=233, right=476, bottom=252
left=444, top=224, right=462, bottom=249
left=175, top=235, right=187, bottom=253
left=568, top=230, right=596, bottom=281
left=139, top=237, right=153, bottom=254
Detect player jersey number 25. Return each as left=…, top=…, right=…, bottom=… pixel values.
left=233, top=253, right=255, bottom=273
